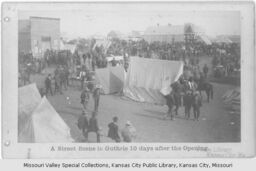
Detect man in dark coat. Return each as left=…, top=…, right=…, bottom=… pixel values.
left=193, top=91, right=202, bottom=121
left=80, top=87, right=90, bottom=111
left=93, top=85, right=101, bottom=112
left=203, top=64, right=209, bottom=78
left=107, top=116, right=121, bottom=142
left=183, top=90, right=193, bottom=119
left=45, top=74, right=53, bottom=96
left=59, top=66, right=66, bottom=90
left=171, top=81, right=182, bottom=115
left=111, top=57, right=117, bottom=67
left=64, top=66, right=70, bottom=88
left=54, top=66, right=62, bottom=94
left=88, top=112, right=100, bottom=142
left=77, top=111, right=89, bottom=141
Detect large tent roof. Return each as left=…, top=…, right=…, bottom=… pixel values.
left=18, top=83, right=42, bottom=116
left=18, top=84, right=74, bottom=143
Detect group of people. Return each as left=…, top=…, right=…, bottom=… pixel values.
left=80, top=83, right=101, bottom=112
left=165, top=77, right=202, bottom=121
left=44, top=65, right=70, bottom=96
left=164, top=64, right=213, bottom=121
left=78, top=83, right=137, bottom=143
left=77, top=112, right=137, bottom=143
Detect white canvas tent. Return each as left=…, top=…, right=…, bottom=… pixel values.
left=106, top=55, right=124, bottom=62
left=60, top=41, right=76, bottom=53
left=95, top=66, right=125, bottom=94
left=18, top=84, right=74, bottom=143
left=198, top=34, right=212, bottom=45
left=18, top=84, right=42, bottom=116
left=123, top=57, right=184, bottom=105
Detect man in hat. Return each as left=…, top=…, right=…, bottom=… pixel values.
left=121, top=121, right=137, bottom=142
left=192, top=91, right=202, bottom=121
left=80, top=87, right=90, bottom=111
left=45, top=74, right=53, bottom=96
left=77, top=111, right=89, bottom=141
left=93, top=84, right=101, bottom=112
left=107, top=116, right=121, bottom=142
left=183, top=90, right=193, bottom=119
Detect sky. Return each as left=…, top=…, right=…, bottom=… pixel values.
left=19, top=4, right=240, bottom=39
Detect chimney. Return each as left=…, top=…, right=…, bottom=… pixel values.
left=157, top=23, right=159, bottom=27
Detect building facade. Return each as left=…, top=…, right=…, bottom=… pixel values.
left=143, top=23, right=208, bottom=44
left=18, top=16, right=60, bottom=58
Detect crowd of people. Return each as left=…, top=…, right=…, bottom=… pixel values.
left=19, top=36, right=240, bottom=87
left=18, top=36, right=240, bottom=142
left=164, top=56, right=213, bottom=122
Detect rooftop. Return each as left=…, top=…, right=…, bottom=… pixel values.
left=30, top=16, right=60, bottom=21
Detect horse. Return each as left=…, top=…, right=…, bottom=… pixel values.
left=197, top=81, right=213, bottom=103
left=164, top=89, right=183, bottom=119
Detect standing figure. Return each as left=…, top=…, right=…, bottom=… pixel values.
left=183, top=90, right=193, bottom=119
left=80, top=67, right=87, bottom=90
left=77, top=111, right=89, bottom=141
left=64, top=66, right=70, bottom=88
left=171, top=81, right=182, bottom=115
left=54, top=67, right=62, bottom=94
left=93, top=85, right=101, bottom=112
left=80, top=87, right=90, bottom=111
left=59, top=66, right=66, bottom=90
left=88, top=112, right=100, bottom=142
left=45, top=74, right=53, bottom=96
left=203, top=64, right=209, bottom=78
left=107, top=116, right=121, bottom=142
left=193, top=91, right=202, bottom=121
left=165, top=92, right=175, bottom=120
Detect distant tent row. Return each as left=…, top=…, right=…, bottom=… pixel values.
left=18, top=84, right=74, bottom=143
left=214, top=36, right=233, bottom=44
left=222, top=88, right=240, bottom=113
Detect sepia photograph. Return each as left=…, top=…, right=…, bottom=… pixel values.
left=17, top=7, right=241, bottom=143
left=1, top=2, right=254, bottom=159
